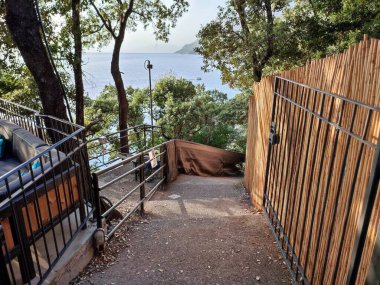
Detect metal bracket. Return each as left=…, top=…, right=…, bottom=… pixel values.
left=269, top=122, right=280, bottom=145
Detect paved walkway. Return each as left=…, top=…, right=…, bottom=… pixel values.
left=75, top=175, right=292, bottom=285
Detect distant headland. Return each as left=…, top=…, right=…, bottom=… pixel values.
left=175, top=40, right=199, bottom=54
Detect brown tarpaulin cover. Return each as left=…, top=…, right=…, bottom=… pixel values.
left=166, top=139, right=245, bottom=182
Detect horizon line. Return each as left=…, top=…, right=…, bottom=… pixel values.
left=83, top=52, right=199, bottom=54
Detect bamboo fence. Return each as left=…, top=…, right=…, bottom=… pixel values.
left=244, top=36, right=380, bottom=284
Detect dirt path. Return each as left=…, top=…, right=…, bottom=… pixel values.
left=73, top=175, right=292, bottom=285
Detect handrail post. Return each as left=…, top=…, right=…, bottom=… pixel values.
left=0, top=225, right=11, bottom=285
left=143, top=125, right=147, bottom=150
left=92, top=173, right=106, bottom=252
left=139, top=153, right=146, bottom=214
left=35, top=114, right=45, bottom=141
left=92, top=173, right=102, bottom=229
left=151, top=125, right=154, bottom=146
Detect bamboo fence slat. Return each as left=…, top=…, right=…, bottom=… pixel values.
left=244, top=36, right=380, bottom=284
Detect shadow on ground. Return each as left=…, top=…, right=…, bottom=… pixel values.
left=72, top=175, right=292, bottom=285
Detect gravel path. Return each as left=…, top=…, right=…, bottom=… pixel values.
left=72, top=175, right=292, bottom=285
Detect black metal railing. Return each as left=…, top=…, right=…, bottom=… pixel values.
left=0, top=99, right=41, bottom=136
left=263, top=77, right=380, bottom=284
left=91, top=130, right=167, bottom=240
left=0, top=99, right=94, bottom=285
left=87, top=124, right=164, bottom=171
left=0, top=99, right=169, bottom=283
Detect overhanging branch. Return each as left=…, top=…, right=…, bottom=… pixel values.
left=89, top=0, right=117, bottom=39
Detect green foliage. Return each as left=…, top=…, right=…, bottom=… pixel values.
left=196, top=0, right=287, bottom=88
left=85, top=76, right=249, bottom=152
left=0, top=0, right=77, bottom=110
left=284, top=0, right=380, bottom=58
left=197, top=0, right=380, bottom=89
left=86, top=0, right=189, bottom=47
left=85, top=84, right=145, bottom=134
left=0, top=67, right=41, bottom=110
left=0, top=3, right=39, bottom=107
left=85, top=85, right=119, bottom=133
left=153, top=76, right=248, bottom=151
left=152, top=74, right=197, bottom=119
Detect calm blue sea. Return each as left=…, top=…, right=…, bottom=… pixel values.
left=82, top=53, right=238, bottom=99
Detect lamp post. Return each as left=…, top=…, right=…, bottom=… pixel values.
left=144, top=60, right=154, bottom=145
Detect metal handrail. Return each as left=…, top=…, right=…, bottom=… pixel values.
left=276, top=76, right=380, bottom=112
left=106, top=177, right=165, bottom=238
left=0, top=98, right=93, bottom=285
left=98, top=150, right=167, bottom=190
left=0, top=140, right=87, bottom=209
left=92, top=136, right=168, bottom=240
left=0, top=127, right=85, bottom=183
left=0, top=99, right=38, bottom=113
left=86, top=124, right=161, bottom=144
left=94, top=141, right=167, bottom=176
left=88, top=138, right=146, bottom=161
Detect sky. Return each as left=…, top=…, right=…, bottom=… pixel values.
left=94, top=0, right=225, bottom=53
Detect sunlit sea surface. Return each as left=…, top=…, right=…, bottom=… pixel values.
left=82, top=53, right=238, bottom=99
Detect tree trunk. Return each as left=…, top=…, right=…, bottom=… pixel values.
left=253, top=68, right=262, bottom=82
left=72, top=0, right=84, bottom=126
left=111, top=37, right=129, bottom=154
left=89, top=0, right=134, bottom=153
left=262, top=0, right=274, bottom=68
left=252, top=55, right=262, bottom=82
left=5, top=0, right=68, bottom=120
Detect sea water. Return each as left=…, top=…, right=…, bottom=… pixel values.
left=82, top=53, right=238, bottom=99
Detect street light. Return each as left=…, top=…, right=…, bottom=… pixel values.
left=144, top=60, right=154, bottom=145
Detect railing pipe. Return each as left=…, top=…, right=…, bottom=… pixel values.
left=94, top=142, right=167, bottom=176
left=92, top=173, right=103, bottom=229
left=0, top=225, right=11, bottom=285
left=139, top=153, right=146, bottom=213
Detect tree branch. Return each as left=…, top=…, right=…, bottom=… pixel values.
left=118, top=0, right=134, bottom=37
left=261, top=0, right=274, bottom=66
left=132, top=9, right=147, bottom=19
left=89, top=0, right=117, bottom=39
left=84, top=23, right=105, bottom=36
left=233, top=0, right=250, bottom=45
left=124, top=0, right=135, bottom=22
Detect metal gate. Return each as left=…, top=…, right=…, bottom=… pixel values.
left=263, top=77, right=380, bottom=284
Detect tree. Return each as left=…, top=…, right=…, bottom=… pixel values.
left=0, top=5, right=41, bottom=110
left=196, top=0, right=287, bottom=88
left=85, top=84, right=145, bottom=135
left=84, top=76, right=249, bottom=152
left=72, top=0, right=85, bottom=125
left=88, top=0, right=189, bottom=153
left=197, top=0, right=380, bottom=88
left=283, top=0, right=380, bottom=58
left=4, top=0, right=69, bottom=120
left=0, top=67, right=41, bottom=110
left=152, top=75, right=197, bottom=119
left=152, top=76, right=248, bottom=151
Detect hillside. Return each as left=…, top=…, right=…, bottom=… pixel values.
left=175, top=41, right=199, bottom=54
